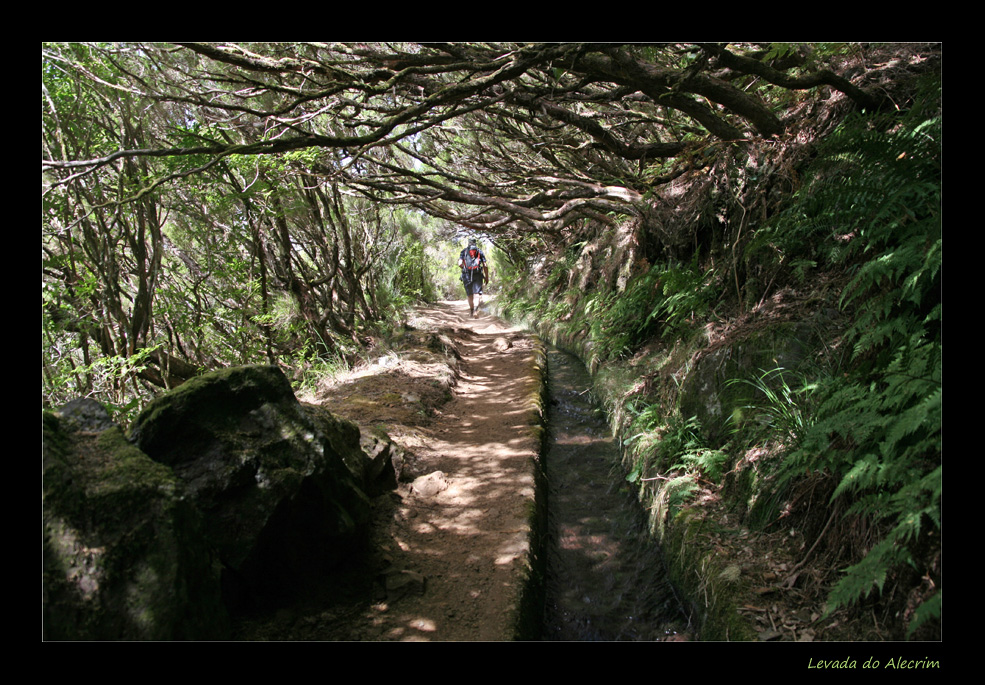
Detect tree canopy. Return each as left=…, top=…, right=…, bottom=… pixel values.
left=44, top=43, right=893, bottom=233
left=43, top=42, right=939, bottom=395
left=42, top=41, right=936, bottom=403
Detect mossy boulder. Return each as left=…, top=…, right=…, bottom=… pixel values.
left=129, top=365, right=371, bottom=605
left=43, top=412, right=227, bottom=640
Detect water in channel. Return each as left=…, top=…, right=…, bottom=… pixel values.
left=541, top=346, right=693, bottom=641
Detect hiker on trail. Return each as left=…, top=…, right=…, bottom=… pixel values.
left=458, top=238, right=489, bottom=318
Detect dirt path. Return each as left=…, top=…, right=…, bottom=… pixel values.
left=261, top=299, right=545, bottom=641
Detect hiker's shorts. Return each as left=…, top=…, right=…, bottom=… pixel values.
left=462, top=277, right=483, bottom=296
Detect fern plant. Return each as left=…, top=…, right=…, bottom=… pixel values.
left=625, top=410, right=728, bottom=518
left=772, top=75, right=941, bottom=637
left=583, top=259, right=719, bottom=362
left=643, top=258, right=719, bottom=340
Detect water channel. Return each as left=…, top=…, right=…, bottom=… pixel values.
left=541, top=346, right=694, bottom=641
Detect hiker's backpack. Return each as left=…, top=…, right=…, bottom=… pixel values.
left=460, top=246, right=485, bottom=281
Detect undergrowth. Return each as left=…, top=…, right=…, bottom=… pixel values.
left=504, top=252, right=719, bottom=364
left=766, top=75, right=941, bottom=637
left=624, top=405, right=728, bottom=520
left=498, top=72, right=941, bottom=640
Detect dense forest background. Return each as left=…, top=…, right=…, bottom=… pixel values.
left=42, top=43, right=940, bottom=638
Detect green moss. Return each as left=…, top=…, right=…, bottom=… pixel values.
left=95, top=429, right=177, bottom=492
left=130, top=365, right=296, bottom=457
left=512, top=334, right=550, bottom=640
left=662, top=509, right=757, bottom=641
left=43, top=412, right=227, bottom=639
